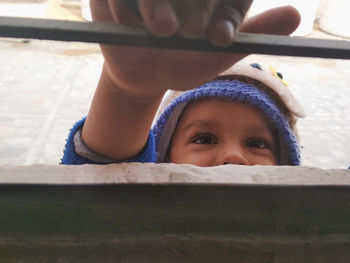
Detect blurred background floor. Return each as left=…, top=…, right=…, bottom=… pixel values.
left=0, top=0, right=349, bottom=168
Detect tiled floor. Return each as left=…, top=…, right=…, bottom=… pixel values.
left=0, top=39, right=102, bottom=165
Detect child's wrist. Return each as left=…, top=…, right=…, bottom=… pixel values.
left=102, top=66, right=166, bottom=102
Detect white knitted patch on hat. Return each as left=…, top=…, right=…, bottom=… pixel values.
left=220, top=62, right=306, bottom=118
left=154, top=62, right=306, bottom=127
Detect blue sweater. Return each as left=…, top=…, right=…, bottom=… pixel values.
left=61, top=117, right=157, bottom=164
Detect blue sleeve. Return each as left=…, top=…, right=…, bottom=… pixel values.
left=61, top=117, right=157, bottom=165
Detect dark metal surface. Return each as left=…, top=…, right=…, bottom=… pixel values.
left=0, top=16, right=349, bottom=59
left=1, top=183, right=350, bottom=262
left=2, top=183, right=350, bottom=236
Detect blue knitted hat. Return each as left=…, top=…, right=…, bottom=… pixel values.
left=152, top=63, right=306, bottom=165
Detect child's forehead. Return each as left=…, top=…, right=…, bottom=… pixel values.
left=175, top=98, right=277, bottom=143
left=180, top=98, right=271, bottom=126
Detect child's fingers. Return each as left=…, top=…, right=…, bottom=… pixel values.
left=106, top=0, right=142, bottom=24
left=207, top=0, right=253, bottom=47
left=90, top=0, right=114, bottom=22
left=176, top=0, right=211, bottom=38
left=240, top=6, right=301, bottom=35
left=137, top=0, right=179, bottom=37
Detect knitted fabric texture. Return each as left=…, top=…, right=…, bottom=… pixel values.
left=152, top=80, right=300, bottom=165
left=61, top=117, right=157, bottom=164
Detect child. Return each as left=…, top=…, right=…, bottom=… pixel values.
left=62, top=62, right=305, bottom=165
left=61, top=1, right=303, bottom=166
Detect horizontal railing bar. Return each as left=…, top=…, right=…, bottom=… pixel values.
left=0, top=16, right=349, bottom=59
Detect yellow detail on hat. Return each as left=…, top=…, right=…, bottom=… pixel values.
left=269, top=65, right=289, bottom=86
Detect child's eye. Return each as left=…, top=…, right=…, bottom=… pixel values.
left=191, top=134, right=217, bottom=144
left=247, top=139, right=269, bottom=149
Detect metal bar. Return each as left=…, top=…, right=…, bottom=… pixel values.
left=0, top=16, right=349, bottom=59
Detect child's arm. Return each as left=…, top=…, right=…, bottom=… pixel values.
left=79, top=1, right=301, bottom=162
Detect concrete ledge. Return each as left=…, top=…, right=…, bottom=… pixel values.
left=1, top=164, right=350, bottom=262
left=0, top=163, right=349, bottom=185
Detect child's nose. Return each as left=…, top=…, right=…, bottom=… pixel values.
left=218, top=145, right=249, bottom=166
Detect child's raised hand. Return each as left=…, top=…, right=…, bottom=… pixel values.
left=120, top=0, right=253, bottom=47
left=89, top=0, right=301, bottom=98
left=78, top=1, right=301, bottom=162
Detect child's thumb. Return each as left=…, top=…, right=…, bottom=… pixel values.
left=240, top=6, right=301, bottom=35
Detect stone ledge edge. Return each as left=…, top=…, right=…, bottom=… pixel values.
left=0, top=163, right=349, bottom=185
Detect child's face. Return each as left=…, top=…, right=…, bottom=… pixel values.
left=168, top=99, right=278, bottom=166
